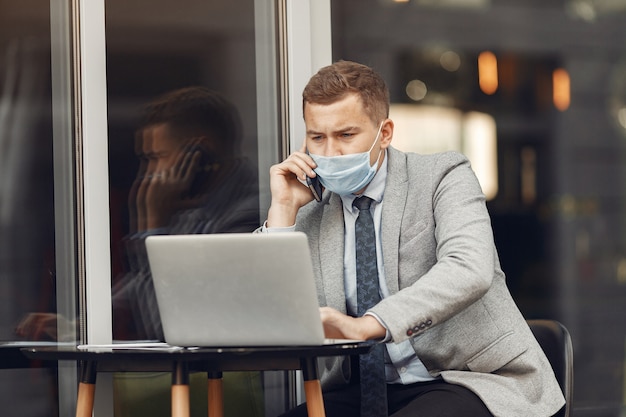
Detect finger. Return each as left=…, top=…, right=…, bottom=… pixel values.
left=180, top=151, right=200, bottom=180
left=16, top=317, right=38, bottom=339
left=175, top=145, right=196, bottom=176
left=14, top=322, right=25, bottom=337
left=297, top=140, right=318, bottom=169
left=280, top=161, right=312, bottom=183
left=149, top=172, right=161, bottom=184
left=33, top=319, right=48, bottom=340
left=282, top=152, right=317, bottom=181
left=179, top=150, right=194, bottom=175
left=189, top=136, right=203, bottom=148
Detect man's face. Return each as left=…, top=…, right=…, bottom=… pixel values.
left=141, top=123, right=184, bottom=175
left=304, top=93, right=392, bottom=168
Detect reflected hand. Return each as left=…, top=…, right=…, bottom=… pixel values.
left=15, top=313, right=76, bottom=342
left=143, top=146, right=201, bottom=229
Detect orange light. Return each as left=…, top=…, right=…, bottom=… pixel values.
left=553, top=68, right=571, bottom=111
left=478, top=51, right=498, bottom=95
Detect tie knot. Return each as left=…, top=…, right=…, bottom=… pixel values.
left=353, top=196, right=374, bottom=211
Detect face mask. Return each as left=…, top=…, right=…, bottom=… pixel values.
left=309, top=122, right=383, bottom=196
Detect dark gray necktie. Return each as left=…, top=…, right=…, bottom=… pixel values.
left=353, top=196, right=388, bottom=417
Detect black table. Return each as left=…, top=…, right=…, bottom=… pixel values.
left=21, top=342, right=373, bottom=417
left=1, top=342, right=62, bottom=369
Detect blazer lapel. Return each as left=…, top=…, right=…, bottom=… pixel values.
left=319, top=193, right=348, bottom=312
left=381, top=147, right=409, bottom=295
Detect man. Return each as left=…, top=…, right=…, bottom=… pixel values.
left=261, top=61, right=565, bottom=416
left=128, top=86, right=260, bottom=239
left=110, top=87, right=264, bottom=417
left=114, top=86, right=261, bottom=340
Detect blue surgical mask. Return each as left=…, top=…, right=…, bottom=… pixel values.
left=309, top=122, right=384, bottom=196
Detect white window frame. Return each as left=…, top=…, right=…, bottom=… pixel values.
left=284, top=0, right=332, bottom=405
left=75, top=0, right=114, bottom=414
left=285, top=0, right=332, bottom=153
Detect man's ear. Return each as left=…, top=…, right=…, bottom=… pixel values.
left=379, top=118, right=394, bottom=149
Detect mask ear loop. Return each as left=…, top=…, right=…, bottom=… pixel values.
left=367, top=121, right=385, bottom=152
left=368, top=121, right=385, bottom=167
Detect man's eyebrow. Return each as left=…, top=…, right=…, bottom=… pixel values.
left=336, top=126, right=359, bottom=133
left=306, top=126, right=360, bottom=135
left=148, top=150, right=170, bottom=157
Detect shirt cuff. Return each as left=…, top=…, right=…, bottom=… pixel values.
left=364, top=311, right=392, bottom=343
left=259, top=220, right=296, bottom=233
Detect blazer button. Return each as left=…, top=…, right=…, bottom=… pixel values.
left=426, top=319, right=432, bottom=326
left=419, top=323, right=426, bottom=330
left=406, top=329, right=413, bottom=336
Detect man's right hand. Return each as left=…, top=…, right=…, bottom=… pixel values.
left=267, top=143, right=319, bottom=227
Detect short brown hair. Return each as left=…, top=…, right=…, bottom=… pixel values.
left=302, top=60, right=389, bottom=125
left=139, top=86, right=243, bottom=156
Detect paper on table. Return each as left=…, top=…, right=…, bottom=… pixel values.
left=77, top=341, right=183, bottom=351
left=0, top=341, right=74, bottom=347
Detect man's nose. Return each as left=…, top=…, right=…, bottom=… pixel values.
left=324, top=139, right=342, bottom=157
left=146, top=161, right=158, bottom=173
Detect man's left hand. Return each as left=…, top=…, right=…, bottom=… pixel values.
left=319, top=306, right=386, bottom=341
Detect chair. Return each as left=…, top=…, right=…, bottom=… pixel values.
left=527, top=320, right=574, bottom=417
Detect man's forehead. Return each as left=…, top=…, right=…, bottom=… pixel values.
left=145, top=124, right=181, bottom=152
left=304, top=92, right=363, bottom=111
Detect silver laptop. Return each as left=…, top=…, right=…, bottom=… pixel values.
left=145, top=232, right=327, bottom=347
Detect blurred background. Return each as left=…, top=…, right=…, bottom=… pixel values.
left=1, top=0, right=626, bottom=415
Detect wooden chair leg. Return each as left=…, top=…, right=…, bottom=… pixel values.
left=207, top=372, right=224, bottom=417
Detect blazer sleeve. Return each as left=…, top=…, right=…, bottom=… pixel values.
left=371, top=151, right=499, bottom=344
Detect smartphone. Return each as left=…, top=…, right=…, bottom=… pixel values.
left=187, top=144, right=217, bottom=197
left=305, top=148, right=322, bottom=202
left=306, top=175, right=322, bottom=202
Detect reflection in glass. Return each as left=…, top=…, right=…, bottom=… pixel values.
left=0, top=0, right=76, bottom=415
left=105, top=0, right=276, bottom=415
left=105, top=0, right=263, bottom=344
left=112, top=87, right=260, bottom=341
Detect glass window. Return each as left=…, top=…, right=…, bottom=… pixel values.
left=105, top=0, right=272, bottom=343
left=331, top=0, right=626, bottom=414
left=0, top=0, right=78, bottom=415
left=104, top=0, right=284, bottom=415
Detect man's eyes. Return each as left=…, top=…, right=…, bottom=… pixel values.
left=309, top=132, right=355, bottom=140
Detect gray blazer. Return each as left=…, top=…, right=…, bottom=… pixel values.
left=295, top=147, right=565, bottom=417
